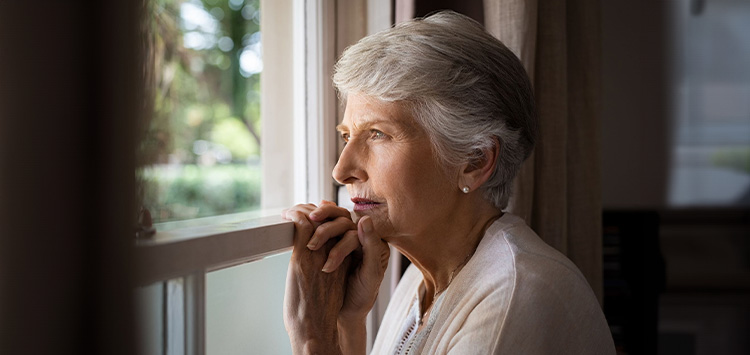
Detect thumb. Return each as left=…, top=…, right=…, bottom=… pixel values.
left=357, top=216, right=389, bottom=275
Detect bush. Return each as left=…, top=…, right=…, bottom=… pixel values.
left=140, top=164, right=261, bottom=223
left=712, top=148, right=750, bottom=174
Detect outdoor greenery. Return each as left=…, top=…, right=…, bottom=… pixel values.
left=712, top=147, right=750, bottom=174
left=139, top=0, right=262, bottom=223
left=142, top=164, right=261, bottom=222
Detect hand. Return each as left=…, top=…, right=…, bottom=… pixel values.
left=283, top=209, right=350, bottom=354
left=282, top=201, right=358, bottom=272
left=282, top=202, right=390, bottom=352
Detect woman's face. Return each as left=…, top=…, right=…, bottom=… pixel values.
left=333, top=94, right=460, bottom=241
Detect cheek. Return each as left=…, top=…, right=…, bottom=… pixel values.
left=381, top=162, right=451, bottom=224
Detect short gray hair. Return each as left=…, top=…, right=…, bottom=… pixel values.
left=333, top=10, right=537, bottom=209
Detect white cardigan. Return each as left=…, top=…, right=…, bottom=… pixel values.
left=371, top=213, right=615, bottom=354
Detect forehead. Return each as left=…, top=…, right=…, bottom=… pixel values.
left=337, top=94, right=418, bottom=132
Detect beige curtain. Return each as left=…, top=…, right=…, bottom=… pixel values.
left=485, top=0, right=603, bottom=303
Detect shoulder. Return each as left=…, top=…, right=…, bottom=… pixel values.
left=454, top=213, right=590, bottom=298
left=480, top=214, right=608, bottom=326
left=424, top=214, right=615, bottom=354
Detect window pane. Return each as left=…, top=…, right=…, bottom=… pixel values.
left=669, top=0, right=750, bottom=206
left=206, top=252, right=292, bottom=355
left=135, top=282, right=164, bottom=355
left=140, top=0, right=262, bottom=223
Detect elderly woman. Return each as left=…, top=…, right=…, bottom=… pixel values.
left=281, top=11, right=614, bottom=355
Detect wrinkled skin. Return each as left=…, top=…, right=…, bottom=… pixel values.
left=282, top=202, right=389, bottom=354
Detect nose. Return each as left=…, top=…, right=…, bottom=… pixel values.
left=332, top=141, right=367, bottom=185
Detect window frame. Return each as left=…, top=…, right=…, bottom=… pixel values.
left=135, top=1, right=394, bottom=354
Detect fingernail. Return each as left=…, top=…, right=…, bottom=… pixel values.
left=307, top=239, right=317, bottom=250
left=362, top=217, right=373, bottom=233
left=321, top=259, right=334, bottom=273
left=309, top=211, right=319, bottom=220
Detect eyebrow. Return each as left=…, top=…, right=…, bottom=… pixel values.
left=336, top=118, right=409, bottom=133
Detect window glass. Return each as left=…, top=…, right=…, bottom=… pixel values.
left=206, top=253, right=292, bottom=354
left=668, top=0, right=750, bottom=206
left=137, top=3, right=295, bottom=354
left=140, top=0, right=262, bottom=223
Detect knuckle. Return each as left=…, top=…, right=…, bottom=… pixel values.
left=313, top=224, right=331, bottom=239
left=292, top=213, right=312, bottom=233
left=334, top=216, right=355, bottom=227
left=344, top=230, right=359, bottom=241
left=335, top=206, right=352, bottom=216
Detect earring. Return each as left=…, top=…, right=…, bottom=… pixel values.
left=462, top=186, right=470, bottom=194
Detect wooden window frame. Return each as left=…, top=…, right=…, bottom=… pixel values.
left=135, top=1, right=394, bottom=354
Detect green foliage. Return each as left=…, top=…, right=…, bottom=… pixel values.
left=212, top=117, right=259, bottom=159
left=137, top=0, right=264, bottom=223
left=141, top=164, right=261, bottom=223
left=142, top=0, right=261, bottom=165
left=712, top=148, right=750, bottom=173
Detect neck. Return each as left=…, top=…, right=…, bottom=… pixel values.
left=391, top=201, right=503, bottom=314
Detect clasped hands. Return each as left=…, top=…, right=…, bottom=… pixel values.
left=282, top=201, right=390, bottom=355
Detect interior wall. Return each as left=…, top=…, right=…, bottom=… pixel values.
left=412, top=0, right=484, bottom=24
left=601, top=3, right=750, bottom=354
left=0, top=2, right=139, bottom=354
left=601, top=1, right=673, bottom=209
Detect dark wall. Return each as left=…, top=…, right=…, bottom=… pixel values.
left=601, top=1, right=672, bottom=209
left=601, top=2, right=750, bottom=354
left=0, top=2, right=140, bottom=354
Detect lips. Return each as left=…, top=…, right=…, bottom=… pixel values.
left=351, top=197, right=383, bottom=211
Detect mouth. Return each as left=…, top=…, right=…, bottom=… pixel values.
left=351, top=197, right=383, bottom=211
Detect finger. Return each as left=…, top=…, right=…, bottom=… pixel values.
left=358, top=216, right=390, bottom=275
left=282, top=204, right=315, bottom=220
left=321, top=230, right=361, bottom=273
left=287, top=210, right=314, bottom=250
left=307, top=216, right=356, bottom=250
left=286, top=204, right=317, bottom=215
left=309, top=204, right=351, bottom=222
left=320, top=199, right=336, bottom=206
left=283, top=203, right=324, bottom=228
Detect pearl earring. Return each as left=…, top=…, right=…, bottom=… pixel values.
left=462, top=186, right=470, bottom=194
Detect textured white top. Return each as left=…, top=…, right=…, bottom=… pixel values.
left=371, top=213, right=616, bottom=354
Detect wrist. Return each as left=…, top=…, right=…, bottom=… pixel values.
left=289, top=323, right=341, bottom=355
left=338, top=309, right=370, bottom=326
left=338, top=315, right=366, bottom=330
left=300, top=339, right=342, bottom=355
left=337, top=318, right=367, bottom=355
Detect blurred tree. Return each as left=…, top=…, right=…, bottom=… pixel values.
left=143, top=0, right=261, bottom=165
left=139, top=0, right=263, bottom=222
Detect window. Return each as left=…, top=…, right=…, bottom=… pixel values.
left=135, top=1, right=394, bottom=354
left=136, top=0, right=303, bottom=353
left=139, top=0, right=265, bottom=224
left=667, top=0, right=750, bottom=207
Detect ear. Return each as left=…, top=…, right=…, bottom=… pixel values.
left=458, top=138, right=500, bottom=193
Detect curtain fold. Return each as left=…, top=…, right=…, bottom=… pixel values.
left=485, top=0, right=604, bottom=303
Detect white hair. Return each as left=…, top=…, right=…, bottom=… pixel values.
left=333, top=10, right=537, bottom=209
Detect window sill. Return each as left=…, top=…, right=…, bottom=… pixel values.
left=135, top=213, right=293, bottom=286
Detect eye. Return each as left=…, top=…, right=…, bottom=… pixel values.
left=370, top=130, right=387, bottom=140
left=340, top=132, right=350, bottom=143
